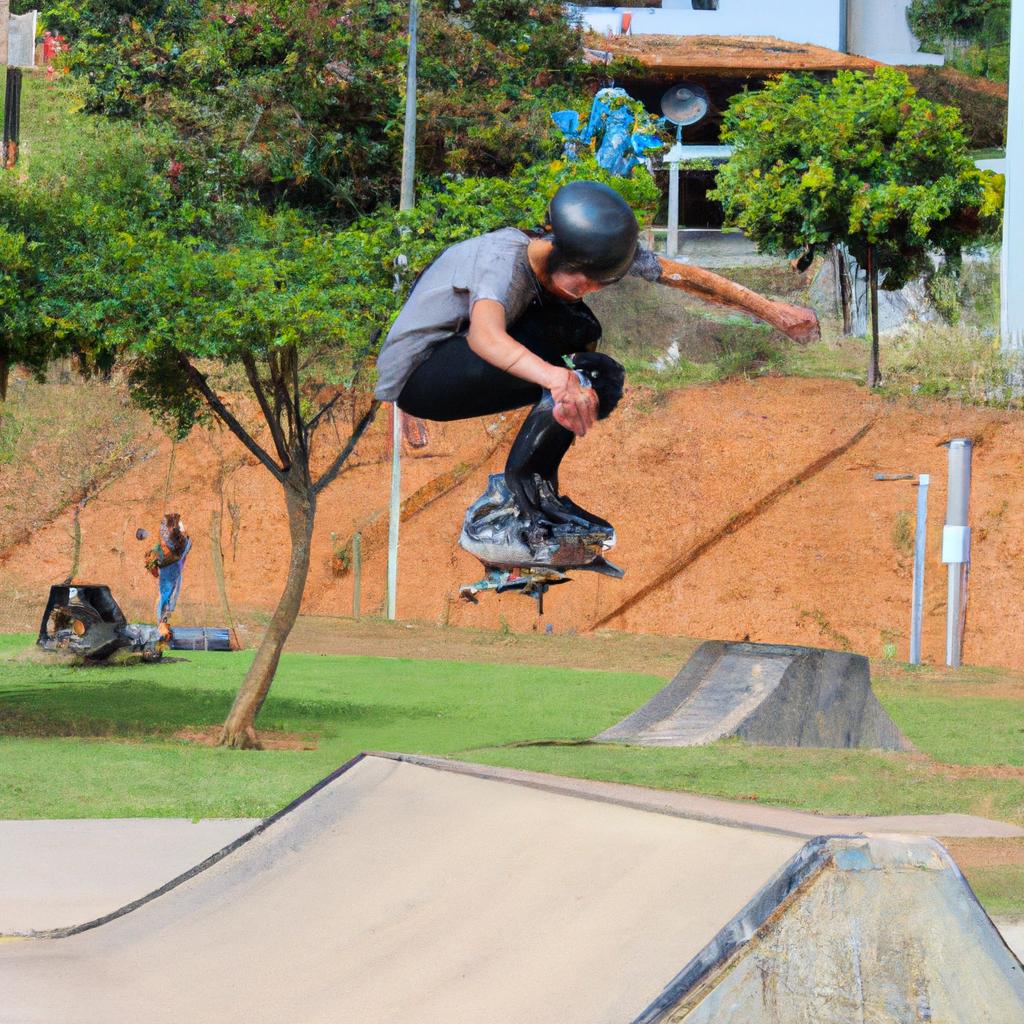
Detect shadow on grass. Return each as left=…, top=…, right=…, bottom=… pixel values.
left=0, top=682, right=434, bottom=738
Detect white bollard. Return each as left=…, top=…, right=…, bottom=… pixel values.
left=942, top=439, right=973, bottom=668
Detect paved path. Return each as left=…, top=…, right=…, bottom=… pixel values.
left=0, top=818, right=259, bottom=933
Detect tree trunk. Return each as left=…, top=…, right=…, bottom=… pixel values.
left=64, top=498, right=86, bottom=584
left=219, top=472, right=315, bottom=749
left=866, top=243, right=882, bottom=388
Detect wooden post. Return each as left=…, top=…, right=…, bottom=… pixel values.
left=0, top=0, right=8, bottom=172
left=352, top=532, right=362, bottom=619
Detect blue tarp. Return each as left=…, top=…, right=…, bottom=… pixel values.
left=552, top=88, right=663, bottom=176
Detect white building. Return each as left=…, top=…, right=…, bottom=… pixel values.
left=574, top=0, right=943, bottom=66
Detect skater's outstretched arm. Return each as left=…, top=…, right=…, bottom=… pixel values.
left=654, top=257, right=820, bottom=342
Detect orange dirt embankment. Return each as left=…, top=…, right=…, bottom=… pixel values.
left=3, top=377, right=1023, bottom=670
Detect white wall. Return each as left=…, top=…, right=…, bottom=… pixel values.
left=847, top=0, right=917, bottom=57
left=574, top=0, right=844, bottom=50
left=847, top=0, right=943, bottom=64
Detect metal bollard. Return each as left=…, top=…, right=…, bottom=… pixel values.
left=942, top=439, right=973, bottom=668
left=909, top=475, right=929, bottom=665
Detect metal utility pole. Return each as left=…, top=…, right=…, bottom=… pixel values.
left=941, top=439, right=973, bottom=668
left=665, top=143, right=682, bottom=258
left=399, top=0, right=418, bottom=213
left=1002, top=0, right=1024, bottom=376
left=387, top=404, right=401, bottom=621
left=909, top=474, right=929, bottom=666
left=387, top=0, right=418, bottom=621
left=875, top=471, right=929, bottom=665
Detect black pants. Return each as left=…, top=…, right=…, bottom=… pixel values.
left=397, top=292, right=603, bottom=421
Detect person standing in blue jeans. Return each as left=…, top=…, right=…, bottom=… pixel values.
left=146, top=513, right=192, bottom=639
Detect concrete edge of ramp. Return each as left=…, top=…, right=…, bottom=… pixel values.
left=632, top=833, right=838, bottom=1024
left=630, top=835, right=1024, bottom=1023
left=385, top=753, right=1024, bottom=839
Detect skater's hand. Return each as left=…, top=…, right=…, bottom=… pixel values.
left=550, top=369, right=598, bottom=436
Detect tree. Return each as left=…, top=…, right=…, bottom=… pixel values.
left=72, top=162, right=656, bottom=748
left=8, top=46, right=659, bottom=746
left=907, top=0, right=1010, bottom=80
left=907, top=0, right=1009, bottom=49
left=712, top=68, right=999, bottom=387
left=40, top=0, right=603, bottom=217
left=0, top=216, right=46, bottom=409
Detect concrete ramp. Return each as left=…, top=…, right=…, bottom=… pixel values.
left=636, top=834, right=1024, bottom=1023
left=596, top=641, right=911, bottom=750
left=0, top=754, right=805, bottom=1024
left=2, top=754, right=1019, bottom=1023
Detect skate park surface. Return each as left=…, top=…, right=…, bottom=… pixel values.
left=3, top=753, right=1023, bottom=1023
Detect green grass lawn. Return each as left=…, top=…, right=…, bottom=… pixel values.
left=3, top=632, right=1023, bottom=824
left=0, top=634, right=666, bottom=818
left=4, top=631, right=1024, bottom=914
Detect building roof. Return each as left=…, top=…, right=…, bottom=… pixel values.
left=585, top=34, right=880, bottom=78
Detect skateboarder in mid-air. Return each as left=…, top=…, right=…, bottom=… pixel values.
left=374, top=181, right=818, bottom=594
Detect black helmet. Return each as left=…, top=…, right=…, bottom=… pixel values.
left=546, top=180, right=639, bottom=283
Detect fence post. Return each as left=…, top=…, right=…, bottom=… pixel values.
left=352, top=532, right=362, bottom=620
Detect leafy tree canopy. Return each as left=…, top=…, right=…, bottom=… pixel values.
left=29, top=0, right=608, bottom=220
left=711, top=68, right=999, bottom=291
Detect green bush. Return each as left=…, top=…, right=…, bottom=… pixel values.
left=907, top=0, right=1009, bottom=50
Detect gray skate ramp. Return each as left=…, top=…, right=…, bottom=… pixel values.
left=0, top=753, right=804, bottom=1024
left=636, top=834, right=1024, bottom=1023
left=596, top=641, right=911, bottom=750
left=0, top=818, right=258, bottom=933
left=2, top=753, right=1020, bottom=1023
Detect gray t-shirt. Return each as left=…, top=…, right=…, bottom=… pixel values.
left=374, top=227, right=662, bottom=401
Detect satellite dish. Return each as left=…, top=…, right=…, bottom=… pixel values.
left=660, top=82, right=710, bottom=128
